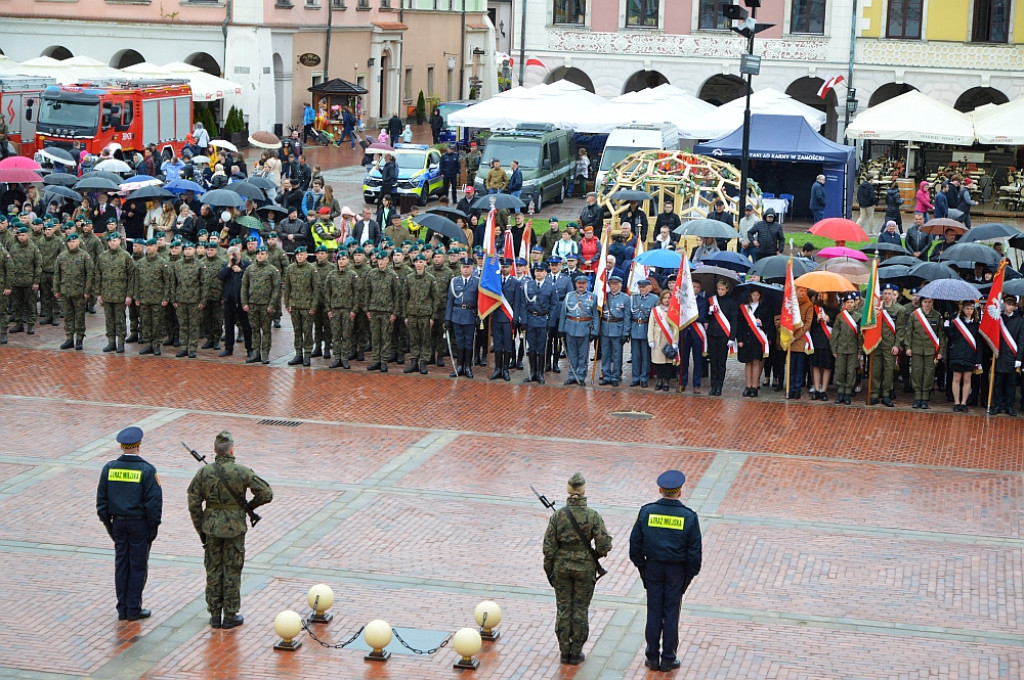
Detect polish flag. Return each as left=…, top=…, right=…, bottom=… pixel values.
left=526, top=57, right=548, bottom=70
left=817, top=74, right=846, bottom=99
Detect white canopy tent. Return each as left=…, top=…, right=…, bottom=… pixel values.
left=571, top=85, right=717, bottom=135
left=121, top=62, right=243, bottom=101
left=686, top=88, right=827, bottom=139
left=970, top=98, right=1024, bottom=144
left=448, top=81, right=606, bottom=130
left=845, top=90, right=975, bottom=145
left=0, top=55, right=122, bottom=84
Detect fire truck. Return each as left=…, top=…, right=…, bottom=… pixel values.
left=34, top=79, right=194, bottom=157
left=0, top=76, right=57, bottom=156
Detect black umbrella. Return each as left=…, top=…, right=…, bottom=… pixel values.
left=257, top=203, right=288, bottom=217
left=201, top=189, right=246, bottom=208
left=959, top=222, right=1021, bottom=243
left=79, top=171, right=123, bottom=183
left=412, top=213, right=469, bottom=244
left=426, top=206, right=469, bottom=221
left=877, top=265, right=913, bottom=289
left=937, top=242, right=1001, bottom=267
left=691, top=265, right=740, bottom=292
left=860, top=242, right=911, bottom=256
left=43, top=172, right=78, bottom=187
left=733, top=281, right=784, bottom=308
left=1003, top=279, right=1024, bottom=297
left=43, top=186, right=82, bottom=202
left=74, top=177, right=121, bottom=192
left=226, top=181, right=265, bottom=201
left=608, top=189, right=653, bottom=202
left=128, top=185, right=175, bottom=201
left=39, top=147, right=75, bottom=166
left=747, top=255, right=812, bottom=282
left=878, top=255, right=923, bottom=268
left=245, top=176, right=276, bottom=191
left=673, top=219, right=738, bottom=239
left=471, top=193, right=524, bottom=210
left=906, top=261, right=961, bottom=282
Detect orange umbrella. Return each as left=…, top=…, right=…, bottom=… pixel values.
left=808, top=218, right=869, bottom=243
left=794, top=270, right=857, bottom=292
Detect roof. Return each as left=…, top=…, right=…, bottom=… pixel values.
left=307, top=78, right=369, bottom=95
left=372, top=21, right=408, bottom=30
left=693, top=114, right=854, bottom=165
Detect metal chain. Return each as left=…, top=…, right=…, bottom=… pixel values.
left=302, top=621, right=365, bottom=649
left=391, top=628, right=453, bottom=655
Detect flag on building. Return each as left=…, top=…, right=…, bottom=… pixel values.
left=478, top=208, right=512, bottom=321
left=980, top=259, right=1008, bottom=354
left=780, top=254, right=803, bottom=349
left=817, top=74, right=846, bottom=99
left=526, top=56, right=548, bottom=70
left=861, top=258, right=881, bottom=353
left=667, top=254, right=699, bottom=334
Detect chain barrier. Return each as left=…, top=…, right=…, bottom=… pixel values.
left=391, top=628, right=452, bottom=655
left=302, top=621, right=365, bottom=649
left=299, top=593, right=457, bottom=654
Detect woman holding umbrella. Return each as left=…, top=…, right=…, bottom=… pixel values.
left=706, top=279, right=738, bottom=396
left=945, top=300, right=982, bottom=413
left=808, top=291, right=838, bottom=401
left=736, top=288, right=774, bottom=397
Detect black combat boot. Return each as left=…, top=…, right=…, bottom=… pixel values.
left=302, top=356, right=311, bottom=366
left=310, top=345, right=322, bottom=358
left=26, top=324, right=35, bottom=335
left=420, top=360, right=429, bottom=374
left=380, top=362, right=388, bottom=372
left=523, top=355, right=535, bottom=383
left=463, top=350, right=474, bottom=378
left=60, top=337, right=74, bottom=349
left=127, top=332, right=139, bottom=343
left=176, top=349, right=188, bottom=358
left=220, top=614, right=244, bottom=629
left=287, top=353, right=303, bottom=366
left=75, top=334, right=84, bottom=350
left=404, top=361, right=418, bottom=373
left=140, top=345, right=154, bottom=355
left=201, top=340, right=215, bottom=350
left=103, top=339, right=116, bottom=352
left=489, top=352, right=503, bottom=380
left=153, top=344, right=161, bottom=356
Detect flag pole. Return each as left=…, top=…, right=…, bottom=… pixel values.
left=986, top=354, right=997, bottom=412
left=784, top=347, right=791, bottom=397
left=865, top=352, right=873, bottom=405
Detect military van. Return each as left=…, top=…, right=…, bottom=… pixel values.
left=473, top=123, right=573, bottom=209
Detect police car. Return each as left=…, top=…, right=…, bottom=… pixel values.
left=362, top=144, right=444, bottom=205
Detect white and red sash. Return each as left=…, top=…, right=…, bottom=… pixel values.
left=839, top=309, right=858, bottom=335
left=692, top=320, right=708, bottom=355
left=654, top=307, right=679, bottom=363
left=807, top=305, right=832, bottom=353
left=881, top=307, right=897, bottom=336
left=1000, top=318, right=1019, bottom=356
left=914, top=308, right=941, bottom=353
left=952, top=317, right=977, bottom=352
left=741, top=304, right=769, bottom=358
left=710, top=295, right=731, bottom=336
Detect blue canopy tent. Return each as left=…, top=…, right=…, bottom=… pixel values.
left=694, top=114, right=856, bottom=220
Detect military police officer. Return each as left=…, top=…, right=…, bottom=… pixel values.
left=558, top=273, right=599, bottom=386
left=96, top=427, right=163, bottom=621
left=186, top=431, right=273, bottom=629
left=629, top=470, right=702, bottom=672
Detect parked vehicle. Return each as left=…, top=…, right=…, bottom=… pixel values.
left=0, top=76, right=57, bottom=156
left=473, top=123, right=573, bottom=209
left=595, top=123, right=685, bottom=188
left=362, top=143, right=445, bottom=205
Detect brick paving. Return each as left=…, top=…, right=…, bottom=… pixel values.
left=0, top=346, right=1022, bottom=680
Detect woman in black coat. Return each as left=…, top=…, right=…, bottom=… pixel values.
left=808, top=291, right=838, bottom=401
left=736, top=288, right=775, bottom=397
left=944, top=300, right=982, bottom=412
left=706, top=279, right=738, bottom=396
left=884, top=180, right=904, bottom=231
left=429, top=108, right=444, bottom=144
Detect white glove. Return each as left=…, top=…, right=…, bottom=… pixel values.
left=1016, top=361, right=1021, bottom=369
left=672, top=344, right=679, bottom=352
left=648, top=341, right=655, bottom=349
left=943, top=320, right=949, bottom=327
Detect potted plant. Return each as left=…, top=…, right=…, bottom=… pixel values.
left=223, top=106, right=249, bottom=148
left=415, top=91, right=426, bottom=125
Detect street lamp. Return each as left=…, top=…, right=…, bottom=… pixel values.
left=724, top=1, right=773, bottom=222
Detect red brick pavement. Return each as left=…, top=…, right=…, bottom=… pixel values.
left=2, top=348, right=1021, bottom=470
left=0, top=399, right=158, bottom=457
left=720, top=457, right=1024, bottom=538
left=140, top=577, right=616, bottom=680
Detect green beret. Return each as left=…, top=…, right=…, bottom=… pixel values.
left=206, top=240, right=219, bottom=249
left=182, top=241, right=195, bottom=248
left=246, top=235, right=259, bottom=243
left=567, top=221, right=580, bottom=229
left=267, top=231, right=278, bottom=238
left=105, top=232, right=121, bottom=240
left=413, top=254, right=426, bottom=261
left=155, top=231, right=166, bottom=238
left=343, top=237, right=357, bottom=246
left=568, top=472, right=586, bottom=488
left=294, top=246, right=307, bottom=253
left=106, top=217, right=118, bottom=224
left=256, top=245, right=267, bottom=252
left=66, top=233, right=80, bottom=242
left=315, top=245, right=327, bottom=253
left=145, top=238, right=157, bottom=246
left=170, top=239, right=182, bottom=247
left=197, top=229, right=209, bottom=236
left=16, top=226, right=29, bottom=234
left=229, top=238, right=242, bottom=245
left=64, top=221, right=75, bottom=230
left=32, top=218, right=44, bottom=225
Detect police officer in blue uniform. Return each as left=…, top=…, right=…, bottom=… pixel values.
left=629, top=279, right=658, bottom=387
left=599, top=275, right=630, bottom=386
left=546, top=257, right=573, bottom=373
left=490, top=258, right=525, bottom=380
left=445, top=257, right=480, bottom=378
left=96, top=427, right=163, bottom=621
left=522, top=262, right=556, bottom=384
left=629, top=469, right=702, bottom=672
left=558, top=273, right=599, bottom=386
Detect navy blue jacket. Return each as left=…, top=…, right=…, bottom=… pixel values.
left=96, top=454, right=163, bottom=530
left=629, top=497, right=702, bottom=580
left=523, top=277, right=556, bottom=328
left=809, top=181, right=827, bottom=211
left=440, top=151, right=461, bottom=178
left=508, top=168, right=523, bottom=193
left=445, top=274, right=480, bottom=325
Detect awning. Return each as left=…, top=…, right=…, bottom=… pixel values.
left=845, top=90, right=975, bottom=145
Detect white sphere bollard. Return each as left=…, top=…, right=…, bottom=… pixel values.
left=273, top=610, right=303, bottom=651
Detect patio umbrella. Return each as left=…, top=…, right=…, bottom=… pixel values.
left=746, top=255, right=813, bottom=282
left=808, top=217, right=868, bottom=243
left=94, top=158, right=132, bottom=173
left=426, top=206, right=469, bottom=221
left=79, top=171, right=123, bottom=183
left=0, top=168, right=43, bottom=184
left=248, top=131, right=281, bottom=149
left=608, top=189, right=653, bottom=202
left=367, top=142, right=394, bottom=152
left=412, top=213, right=469, bottom=244
left=43, top=186, right=82, bottom=202
left=209, top=139, right=238, bottom=152
left=0, top=156, right=41, bottom=171
left=38, top=147, right=76, bottom=166
left=733, top=281, right=784, bottom=307
left=700, top=251, right=751, bottom=272
left=921, top=217, right=966, bottom=235
left=906, top=261, right=961, bottom=282
left=915, top=279, right=983, bottom=302
left=794, top=270, right=857, bottom=293
left=634, top=249, right=683, bottom=269
left=937, top=242, right=1000, bottom=267
left=815, top=258, right=870, bottom=285
left=673, top=219, right=739, bottom=240
left=165, top=179, right=207, bottom=195
left=226, top=181, right=265, bottom=201
left=817, top=246, right=868, bottom=261
left=128, top=186, right=175, bottom=201
left=860, top=242, right=911, bottom=256
left=472, top=194, right=525, bottom=211
left=42, top=172, right=78, bottom=187
left=201, top=189, right=246, bottom=208
left=959, top=223, right=1020, bottom=243
left=74, top=177, right=121, bottom=192
left=878, top=255, right=921, bottom=267
left=691, top=265, right=741, bottom=292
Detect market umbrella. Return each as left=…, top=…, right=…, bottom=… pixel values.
left=128, top=185, right=175, bottom=201
left=0, top=156, right=41, bottom=170
left=691, top=265, right=741, bottom=292
left=43, top=172, right=78, bottom=187
left=94, top=158, right=132, bottom=173
left=248, top=131, right=281, bottom=149
left=412, top=213, right=469, bottom=244
left=209, top=139, right=238, bottom=152
left=201, top=189, right=246, bottom=208
left=700, top=251, right=751, bottom=272
left=878, top=255, right=923, bottom=267
left=860, top=242, right=911, bottom=256
left=937, top=242, right=1001, bottom=267
left=747, top=255, right=813, bottom=282
left=921, top=217, right=966, bottom=235
left=906, top=261, right=961, bottom=282
left=425, top=206, right=468, bottom=221
left=733, top=281, right=784, bottom=307
left=165, top=179, right=207, bottom=195
left=39, top=147, right=76, bottom=166
left=472, top=194, right=525, bottom=211
left=794, top=270, right=857, bottom=293
left=79, top=171, right=123, bottom=183
left=915, top=279, right=982, bottom=302
left=74, top=177, right=121, bottom=192
left=673, top=219, right=738, bottom=240
left=817, top=246, right=868, bottom=261
left=634, top=249, right=683, bottom=269
left=808, top=217, right=868, bottom=243
left=815, top=258, right=870, bottom=285
left=226, top=181, right=265, bottom=201
left=367, top=142, right=394, bottom=152
left=0, top=168, right=43, bottom=183
left=257, top=203, right=288, bottom=218
left=608, top=189, right=653, bottom=202
left=43, top=186, right=83, bottom=202
left=959, top=223, right=1021, bottom=243
left=245, top=176, right=276, bottom=191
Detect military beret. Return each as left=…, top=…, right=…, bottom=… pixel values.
left=16, top=226, right=29, bottom=234
left=64, top=221, right=75, bottom=230
left=382, top=237, right=394, bottom=245
left=155, top=231, right=166, bottom=238
left=129, top=239, right=142, bottom=249
left=182, top=241, right=195, bottom=248
left=413, top=254, right=426, bottom=261
left=229, top=238, right=242, bottom=246
left=548, top=257, right=562, bottom=264
left=401, top=239, right=412, bottom=246
left=567, top=221, right=580, bottom=229
left=572, top=273, right=589, bottom=283
left=268, top=231, right=278, bottom=238
left=608, top=275, right=623, bottom=283
left=246, top=235, right=259, bottom=243
left=116, top=426, right=143, bottom=449
left=197, top=229, right=208, bottom=236
left=568, top=472, right=586, bottom=488
left=294, top=246, right=307, bottom=253
left=343, top=238, right=357, bottom=246
left=66, top=233, right=80, bottom=242
left=549, top=216, right=560, bottom=224
left=142, top=238, right=156, bottom=246
left=416, top=238, right=426, bottom=244
left=0, top=214, right=7, bottom=222
left=459, top=257, right=474, bottom=266
left=32, top=217, right=44, bottom=225
left=106, top=217, right=118, bottom=224
left=170, top=239, right=182, bottom=247
left=206, top=240, right=219, bottom=249
left=256, top=245, right=268, bottom=252
left=336, top=250, right=349, bottom=258
left=881, top=283, right=898, bottom=292
left=315, top=245, right=327, bottom=253
left=657, top=469, right=686, bottom=490
left=105, top=232, right=121, bottom=240
left=43, top=220, right=56, bottom=229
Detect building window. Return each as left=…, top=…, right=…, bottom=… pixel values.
left=790, top=0, right=825, bottom=33
left=886, top=0, right=922, bottom=39
left=427, top=66, right=435, bottom=95
left=626, top=0, right=658, bottom=26
left=553, top=0, right=585, bottom=24
left=698, top=0, right=732, bottom=30
left=972, top=0, right=1009, bottom=42
left=404, top=67, right=413, bottom=101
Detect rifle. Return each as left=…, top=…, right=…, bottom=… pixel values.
left=531, top=485, right=607, bottom=581
left=183, top=442, right=262, bottom=528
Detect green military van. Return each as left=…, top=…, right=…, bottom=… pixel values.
left=473, top=123, right=573, bottom=209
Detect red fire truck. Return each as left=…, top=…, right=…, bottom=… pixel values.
left=34, top=79, right=193, bottom=157
left=0, top=75, right=57, bottom=156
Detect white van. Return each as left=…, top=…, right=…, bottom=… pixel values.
left=595, top=123, right=686, bottom=188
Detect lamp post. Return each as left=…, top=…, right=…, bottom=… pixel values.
left=724, top=1, right=773, bottom=223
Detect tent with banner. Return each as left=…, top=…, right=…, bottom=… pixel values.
left=694, top=114, right=856, bottom=219
left=971, top=98, right=1024, bottom=145
left=845, top=90, right=975, bottom=145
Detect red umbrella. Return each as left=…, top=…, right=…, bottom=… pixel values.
left=808, top=218, right=869, bottom=243
left=0, top=168, right=43, bottom=183
left=0, top=156, right=41, bottom=171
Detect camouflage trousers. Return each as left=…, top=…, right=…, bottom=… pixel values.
left=176, top=303, right=201, bottom=353
left=432, top=314, right=447, bottom=357
left=407, top=316, right=432, bottom=362
left=369, top=311, right=393, bottom=363
left=128, top=299, right=140, bottom=335
left=553, top=569, right=596, bottom=656
left=330, top=308, right=354, bottom=359
left=60, top=294, right=87, bottom=337
left=353, top=312, right=370, bottom=352
left=290, top=307, right=314, bottom=355
left=10, top=286, right=35, bottom=325
left=201, top=299, right=223, bottom=344
left=38, top=271, right=55, bottom=318
left=163, top=303, right=178, bottom=340
left=103, top=301, right=127, bottom=341
left=204, top=533, right=246, bottom=616
left=139, top=304, right=165, bottom=347
left=250, top=307, right=273, bottom=358
left=312, top=304, right=330, bottom=353
left=391, top=314, right=409, bottom=355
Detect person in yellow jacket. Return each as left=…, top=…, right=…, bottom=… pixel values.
left=310, top=207, right=340, bottom=256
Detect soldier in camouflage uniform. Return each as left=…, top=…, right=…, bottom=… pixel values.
left=7, top=227, right=41, bottom=334
left=403, top=254, right=441, bottom=374
left=78, top=219, right=103, bottom=314
left=430, top=248, right=454, bottom=366
left=134, top=239, right=170, bottom=356
left=323, top=250, right=359, bottom=369
left=364, top=249, right=402, bottom=372
left=200, top=241, right=225, bottom=351
left=37, top=221, right=63, bottom=325
left=241, top=246, right=281, bottom=364
left=542, top=472, right=612, bottom=666
left=349, top=248, right=372, bottom=360
left=264, top=232, right=289, bottom=328
left=388, top=249, right=412, bottom=364
left=95, top=232, right=137, bottom=353
left=126, top=239, right=145, bottom=342
left=53, top=232, right=94, bottom=349
left=0, top=240, right=11, bottom=344
left=830, top=291, right=861, bottom=405
left=311, top=245, right=333, bottom=359
left=282, top=246, right=319, bottom=366
left=186, top=430, right=273, bottom=630
left=170, top=242, right=206, bottom=358
left=161, top=240, right=183, bottom=346
left=0, top=215, right=13, bottom=251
